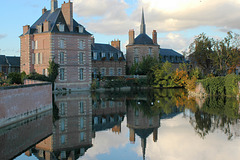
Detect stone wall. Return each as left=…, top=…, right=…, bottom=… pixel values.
left=0, top=82, right=52, bottom=128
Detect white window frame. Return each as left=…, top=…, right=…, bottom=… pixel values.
left=102, top=52, right=106, bottom=57
left=79, top=52, right=84, bottom=64
left=32, top=41, right=35, bottom=50
left=59, top=24, right=65, bottom=32
left=60, top=68, right=65, bottom=80
left=79, top=40, right=84, bottom=49
left=35, top=41, right=38, bottom=49
left=60, top=39, right=64, bottom=49
left=149, top=47, right=152, bottom=55
left=93, top=52, right=97, bottom=60
left=79, top=68, right=84, bottom=80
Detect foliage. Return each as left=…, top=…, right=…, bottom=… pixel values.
left=47, top=60, right=59, bottom=83
left=7, top=72, right=22, bottom=84
left=185, top=76, right=197, bottom=91
left=198, top=74, right=240, bottom=96
left=26, top=72, right=49, bottom=81
left=188, top=32, right=240, bottom=76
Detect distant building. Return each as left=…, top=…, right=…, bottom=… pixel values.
left=20, top=0, right=92, bottom=90
left=0, top=55, right=20, bottom=75
left=91, top=39, right=126, bottom=78
left=126, top=9, right=160, bottom=68
left=159, top=48, right=186, bottom=69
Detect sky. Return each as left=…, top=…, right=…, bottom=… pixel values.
left=1, top=0, right=240, bottom=56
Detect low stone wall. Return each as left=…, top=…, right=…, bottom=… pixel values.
left=0, top=81, right=52, bottom=128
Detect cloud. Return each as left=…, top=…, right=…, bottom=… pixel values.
left=72, top=0, right=240, bottom=35
left=0, top=34, right=7, bottom=39
left=159, top=33, right=193, bottom=53
left=137, top=114, right=240, bottom=160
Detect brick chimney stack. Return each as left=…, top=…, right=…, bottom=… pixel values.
left=111, top=39, right=121, bottom=51
left=129, top=128, right=135, bottom=144
left=51, top=0, right=58, bottom=13
left=91, top=36, right=95, bottom=45
left=23, top=25, right=30, bottom=34
left=129, top=29, right=135, bottom=45
left=42, top=7, right=47, bottom=15
left=152, top=30, right=157, bottom=44
left=61, top=1, right=73, bottom=32
left=43, top=20, right=51, bottom=32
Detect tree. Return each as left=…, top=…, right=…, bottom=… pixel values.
left=188, top=33, right=214, bottom=75
left=48, top=60, right=59, bottom=83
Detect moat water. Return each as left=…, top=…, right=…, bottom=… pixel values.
left=1, top=89, right=240, bottom=160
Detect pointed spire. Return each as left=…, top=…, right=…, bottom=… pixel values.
left=140, top=8, right=146, bottom=34
left=141, top=138, right=146, bottom=160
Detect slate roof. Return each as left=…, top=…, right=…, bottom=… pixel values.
left=0, top=55, right=8, bottom=65
left=160, top=48, right=185, bottom=63
left=6, top=56, right=20, bottom=67
left=91, top=43, right=125, bottom=61
left=23, top=8, right=91, bottom=35
left=134, top=33, right=154, bottom=45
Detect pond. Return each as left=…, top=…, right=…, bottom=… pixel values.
left=1, top=89, right=240, bottom=160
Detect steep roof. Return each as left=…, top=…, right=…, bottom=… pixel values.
left=160, top=48, right=183, bottom=57
left=134, top=34, right=154, bottom=45
left=23, top=8, right=91, bottom=35
left=91, top=43, right=125, bottom=61
left=0, top=55, right=8, bottom=65
left=6, top=56, right=20, bottom=67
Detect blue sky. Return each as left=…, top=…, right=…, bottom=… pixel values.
left=1, top=0, right=240, bottom=56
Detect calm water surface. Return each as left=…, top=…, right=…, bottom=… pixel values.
left=1, top=89, right=240, bottom=160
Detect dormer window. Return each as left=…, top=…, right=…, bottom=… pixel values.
left=110, top=53, right=113, bottom=58
left=57, top=23, right=65, bottom=32
left=93, top=52, right=97, bottom=60
left=102, top=52, right=106, bottom=57
left=118, top=52, right=121, bottom=58
left=78, top=26, right=84, bottom=33
left=37, top=24, right=43, bottom=33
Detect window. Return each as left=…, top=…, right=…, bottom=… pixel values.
left=58, top=24, right=65, bottom=32
left=32, top=41, right=35, bottom=50
left=135, top=109, right=139, bottom=117
left=60, top=39, right=64, bottom=49
left=60, top=68, right=65, bottom=80
left=79, top=101, right=84, bottom=113
left=102, top=52, right=106, bottom=57
left=79, top=52, right=83, bottom=64
left=149, top=118, right=153, bottom=126
left=35, top=41, right=38, bottom=49
left=134, top=57, right=139, bottom=63
left=61, top=135, right=65, bottom=144
left=39, top=53, right=42, bottom=64
left=94, top=117, right=98, bottom=125
left=60, top=52, right=64, bottom=64
left=35, top=53, right=39, bottom=64
left=79, top=68, right=84, bottom=80
left=110, top=52, right=113, bottom=58
left=60, top=102, right=65, bottom=115
left=117, top=68, right=122, bottom=76
left=80, top=132, right=85, bottom=142
left=118, top=52, right=121, bottom=58
left=101, top=68, right=106, bottom=77
left=80, top=117, right=84, bottom=129
left=78, top=26, right=84, bottom=33
left=109, top=68, right=114, bottom=76
left=149, top=47, right=152, bottom=55
left=93, top=68, right=97, bottom=78
left=134, top=48, right=138, bottom=55
left=32, top=53, right=35, bottom=64
left=61, top=119, right=65, bottom=131
left=43, top=69, right=45, bottom=75
left=93, top=52, right=97, bottom=60
left=61, top=151, right=66, bottom=159
left=79, top=40, right=84, bottom=49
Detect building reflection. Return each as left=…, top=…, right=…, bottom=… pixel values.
left=127, top=100, right=160, bottom=160
left=92, top=92, right=126, bottom=136
left=0, top=110, right=52, bottom=160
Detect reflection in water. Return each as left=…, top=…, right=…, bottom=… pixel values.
left=8, top=89, right=240, bottom=160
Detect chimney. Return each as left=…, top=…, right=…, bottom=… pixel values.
left=51, top=0, right=58, bottom=13
left=111, top=39, right=121, bottom=51
left=129, top=29, right=135, bottom=45
left=90, top=36, right=95, bottom=45
left=23, top=25, right=30, bottom=35
left=42, top=7, right=47, bottom=15
left=152, top=30, right=157, bottom=44
left=153, top=128, right=158, bottom=142
left=43, top=20, right=51, bottom=32
left=61, top=1, right=73, bottom=32
left=129, top=128, right=135, bottom=144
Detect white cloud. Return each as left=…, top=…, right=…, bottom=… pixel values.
left=72, top=0, right=240, bottom=35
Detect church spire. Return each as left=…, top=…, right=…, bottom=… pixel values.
left=140, top=8, right=146, bottom=34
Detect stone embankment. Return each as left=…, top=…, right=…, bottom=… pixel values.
left=0, top=80, right=52, bottom=128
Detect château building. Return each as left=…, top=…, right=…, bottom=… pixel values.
left=126, top=9, right=160, bottom=68
left=20, top=0, right=92, bottom=91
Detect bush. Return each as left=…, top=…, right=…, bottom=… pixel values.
left=26, top=72, right=50, bottom=82
left=7, top=72, right=22, bottom=84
